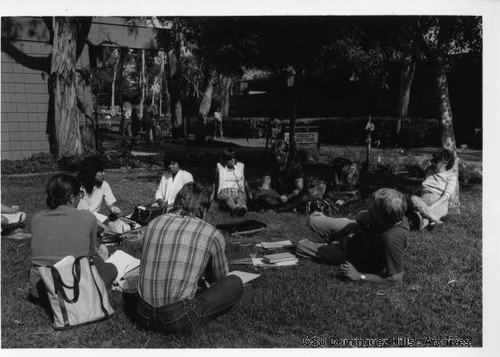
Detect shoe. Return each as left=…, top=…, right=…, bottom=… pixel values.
left=235, top=206, right=247, bottom=217
left=428, top=221, right=444, bottom=232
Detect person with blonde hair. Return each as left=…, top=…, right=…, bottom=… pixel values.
left=296, top=188, right=409, bottom=284
left=135, top=182, right=243, bottom=334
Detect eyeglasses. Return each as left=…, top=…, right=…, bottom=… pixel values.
left=167, top=161, right=179, bottom=167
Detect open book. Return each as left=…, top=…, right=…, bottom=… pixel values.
left=227, top=271, right=261, bottom=284
left=106, top=250, right=140, bottom=283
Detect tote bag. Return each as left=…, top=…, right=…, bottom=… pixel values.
left=38, top=255, right=114, bottom=330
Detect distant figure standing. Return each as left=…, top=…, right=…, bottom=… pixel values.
left=214, top=108, right=223, bottom=139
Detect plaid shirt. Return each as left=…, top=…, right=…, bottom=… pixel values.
left=138, top=213, right=228, bottom=307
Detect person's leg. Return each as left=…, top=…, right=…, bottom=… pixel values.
left=188, top=275, right=243, bottom=332
left=296, top=239, right=346, bottom=264
left=307, top=212, right=359, bottom=242
left=234, top=190, right=247, bottom=215
left=93, top=255, right=118, bottom=288
left=411, top=195, right=441, bottom=223
left=218, top=192, right=236, bottom=212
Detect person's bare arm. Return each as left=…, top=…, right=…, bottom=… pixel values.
left=211, top=166, right=219, bottom=202
left=340, top=261, right=403, bottom=284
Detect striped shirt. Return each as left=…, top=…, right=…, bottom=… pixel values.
left=138, top=213, right=228, bottom=307
left=421, top=170, right=457, bottom=199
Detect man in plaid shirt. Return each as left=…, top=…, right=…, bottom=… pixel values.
left=135, top=182, right=243, bottom=334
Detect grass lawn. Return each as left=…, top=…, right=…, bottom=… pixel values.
left=1, top=155, right=482, bottom=348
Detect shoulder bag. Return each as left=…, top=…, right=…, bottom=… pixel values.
left=38, top=255, right=114, bottom=330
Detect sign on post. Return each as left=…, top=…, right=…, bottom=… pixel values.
left=284, top=131, right=319, bottom=145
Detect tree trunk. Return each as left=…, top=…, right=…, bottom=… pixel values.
left=435, top=55, right=460, bottom=212
left=50, top=17, right=82, bottom=158
left=196, top=69, right=216, bottom=143
left=396, top=59, right=416, bottom=134
left=139, top=50, right=146, bottom=120
left=168, top=37, right=183, bottom=138
left=110, top=49, right=121, bottom=116
left=220, top=75, right=232, bottom=121
left=288, top=81, right=299, bottom=160
left=78, top=72, right=95, bottom=151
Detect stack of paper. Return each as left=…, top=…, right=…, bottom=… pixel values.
left=262, top=252, right=297, bottom=264
left=252, top=257, right=299, bottom=267
left=258, top=240, right=294, bottom=250
left=226, top=251, right=253, bottom=265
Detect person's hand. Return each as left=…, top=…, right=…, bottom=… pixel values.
left=157, top=199, right=167, bottom=208
left=110, top=206, right=122, bottom=214
left=280, top=195, right=288, bottom=203
left=97, top=244, right=109, bottom=261
left=340, top=261, right=362, bottom=281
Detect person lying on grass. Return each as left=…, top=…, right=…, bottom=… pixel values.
left=1, top=203, right=26, bottom=232
left=155, top=152, right=194, bottom=212
left=77, top=156, right=122, bottom=230
left=211, top=147, right=252, bottom=216
left=29, top=174, right=117, bottom=301
left=134, top=182, right=243, bottom=335
left=296, top=188, right=409, bottom=284
left=410, top=148, right=457, bottom=231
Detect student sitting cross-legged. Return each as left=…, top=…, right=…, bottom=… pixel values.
left=155, top=152, right=194, bottom=212
left=29, top=174, right=117, bottom=301
left=77, top=157, right=122, bottom=229
left=296, top=188, right=410, bottom=284
left=134, top=182, right=244, bottom=335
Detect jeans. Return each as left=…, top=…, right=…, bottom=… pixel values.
left=135, top=275, right=243, bottom=334
left=296, top=212, right=362, bottom=264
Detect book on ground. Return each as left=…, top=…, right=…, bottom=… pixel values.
left=227, top=270, right=261, bottom=284
left=262, top=252, right=297, bottom=264
left=259, top=240, right=294, bottom=250
left=106, top=250, right=140, bottom=283
left=226, top=251, right=253, bottom=265
left=252, top=257, right=299, bottom=267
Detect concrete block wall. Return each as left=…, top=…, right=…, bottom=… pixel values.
left=1, top=41, right=51, bottom=160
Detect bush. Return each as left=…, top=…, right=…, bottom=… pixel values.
left=459, top=162, right=482, bottom=186
left=1, top=153, right=59, bottom=174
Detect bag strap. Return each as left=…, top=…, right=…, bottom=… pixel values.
left=87, top=257, right=111, bottom=318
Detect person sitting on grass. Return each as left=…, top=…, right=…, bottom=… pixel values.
left=134, top=182, right=243, bottom=335
left=257, top=143, right=310, bottom=212
left=296, top=188, right=409, bottom=284
left=29, top=174, right=117, bottom=301
left=77, top=157, right=122, bottom=229
left=1, top=203, right=26, bottom=233
left=410, top=148, right=457, bottom=231
left=211, top=147, right=252, bottom=216
left=155, top=153, right=194, bottom=212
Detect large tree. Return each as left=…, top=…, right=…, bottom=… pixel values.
left=49, top=17, right=93, bottom=157
left=416, top=16, right=482, bottom=210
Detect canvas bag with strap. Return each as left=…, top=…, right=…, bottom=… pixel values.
left=38, top=255, right=114, bottom=330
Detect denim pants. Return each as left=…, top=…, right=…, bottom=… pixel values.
left=135, top=275, right=243, bottom=334
left=296, top=212, right=361, bottom=264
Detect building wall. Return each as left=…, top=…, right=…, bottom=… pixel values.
left=1, top=42, right=51, bottom=160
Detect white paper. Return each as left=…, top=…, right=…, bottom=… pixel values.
left=93, top=211, right=108, bottom=223
left=106, top=250, right=140, bottom=282
left=227, top=270, right=261, bottom=284
left=252, top=257, right=299, bottom=267
left=259, top=240, right=294, bottom=249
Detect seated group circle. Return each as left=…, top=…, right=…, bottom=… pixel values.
left=24, top=147, right=457, bottom=334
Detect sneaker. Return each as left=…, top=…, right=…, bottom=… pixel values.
left=235, top=206, right=247, bottom=217
left=428, top=221, right=444, bottom=232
